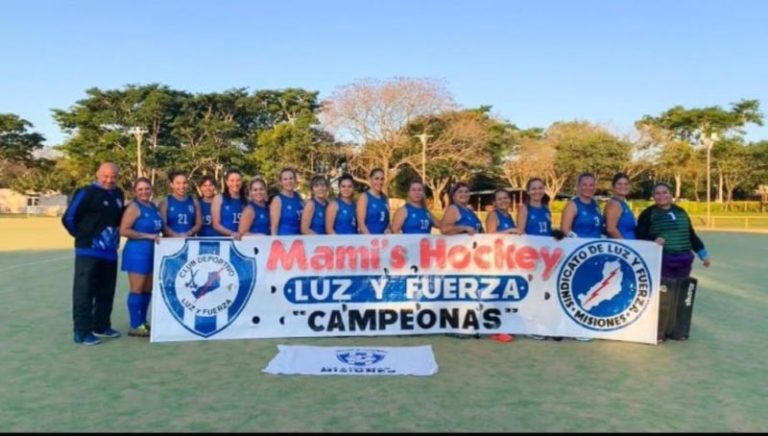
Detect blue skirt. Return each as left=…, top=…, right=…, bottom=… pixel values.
left=121, top=240, right=154, bottom=275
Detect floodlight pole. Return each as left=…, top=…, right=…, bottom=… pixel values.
left=415, top=133, right=432, bottom=182
left=128, top=126, right=148, bottom=178
left=703, top=132, right=719, bottom=228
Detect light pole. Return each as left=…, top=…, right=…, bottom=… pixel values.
left=127, top=126, right=148, bottom=178
left=702, top=132, right=719, bottom=228
left=414, top=133, right=431, bottom=182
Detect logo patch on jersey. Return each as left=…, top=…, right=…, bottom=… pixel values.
left=159, top=240, right=256, bottom=338
left=188, top=205, right=195, bottom=213
left=556, top=240, right=652, bottom=332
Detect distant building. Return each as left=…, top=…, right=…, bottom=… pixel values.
left=0, top=189, right=67, bottom=216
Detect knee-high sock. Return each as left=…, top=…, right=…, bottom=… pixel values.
left=140, top=293, right=152, bottom=325
left=127, top=292, right=144, bottom=329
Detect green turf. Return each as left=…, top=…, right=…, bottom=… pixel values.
left=0, top=232, right=765, bottom=431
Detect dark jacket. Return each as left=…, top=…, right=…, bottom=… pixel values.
left=62, top=183, right=125, bottom=260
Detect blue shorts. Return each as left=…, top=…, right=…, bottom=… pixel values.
left=121, top=241, right=154, bottom=275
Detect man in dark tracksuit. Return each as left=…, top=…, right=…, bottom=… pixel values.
left=62, top=162, right=125, bottom=345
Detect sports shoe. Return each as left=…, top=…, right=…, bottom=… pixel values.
left=527, top=335, right=548, bottom=341
left=73, top=331, right=102, bottom=346
left=93, top=328, right=122, bottom=338
left=489, top=334, right=514, bottom=343
left=128, top=324, right=150, bottom=337
left=575, top=337, right=593, bottom=342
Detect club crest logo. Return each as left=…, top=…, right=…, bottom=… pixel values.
left=160, top=240, right=256, bottom=337
left=557, top=240, right=652, bottom=331
left=336, top=349, right=387, bottom=367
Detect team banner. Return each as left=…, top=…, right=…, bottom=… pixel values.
left=262, top=345, right=439, bottom=376
left=150, top=234, right=662, bottom=344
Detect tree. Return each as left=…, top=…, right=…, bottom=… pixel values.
left=249, top=89, right=344, bottom=185
left=402, top=108, right=495, bottom=209
left=637, top=99, right=763, bottom=201
left=0, top=114, right=45, bottom=165
left=321, top=77, right=456, bottom=189
left=52, top=85, right=336, bottom=194
left=497, top=124, right=544, bottom=190
left=744, top=141, right=768, bottom=209
left=548, top=121, right=632, bottom=196
left=505, top=135, right=565, bottom=201
left=52, top=85, right=184, bottom=191
left=170, top=89, right=256, bottom=185
left=712, top=139, right=750, bottom=207
left=9, top=158, right=76, bottom=194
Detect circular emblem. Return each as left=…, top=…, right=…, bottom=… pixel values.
left=556, top=240, right=652, bottom=331
left=176, top=254, right=239, bottom=317
left=336, top=349, right=387, bottom=366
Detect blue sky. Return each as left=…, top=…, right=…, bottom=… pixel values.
left=2, top=0, right=767, bottom=146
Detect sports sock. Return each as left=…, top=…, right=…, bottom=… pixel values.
left=127, top=292, right=144, bottom=329
left=140, top=293, right=152, bottom=325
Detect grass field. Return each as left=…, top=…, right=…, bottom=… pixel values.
left=0, top=218, right=766, bottom=431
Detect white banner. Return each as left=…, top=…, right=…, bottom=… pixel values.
left=151, top=234, right=662, bottom=344
left=262, top=345, right=439, bottom=376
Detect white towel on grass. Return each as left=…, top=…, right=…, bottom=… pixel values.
left=262, top=345, right=438, bottom=376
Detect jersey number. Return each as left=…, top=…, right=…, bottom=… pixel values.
left=539, top=222, right=548, bottom=233
left=178, top=214, right=188, bottom=225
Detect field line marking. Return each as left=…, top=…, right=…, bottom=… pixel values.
left=0, top=255, right=72, bottom=273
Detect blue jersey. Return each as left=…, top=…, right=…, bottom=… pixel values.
left=572, top=198, right=603, bottom=238
left=309, top=198, right=328, bottom=235
left=402, top=203, right=433, bottom=234
left=220, top=195, right=244, bottom=233
left=494, top=209, right=516, bottom=232
left=524, top=203, right=552, bottom=236
left=334, top=199, right=358, bottom=234
left=167, top=195, right=195, bottom=234
left=364, top=191, right=390, bottom=234
left=453, top=204, right=483, bottom=233
left=121, top=200, right=163, bottom=274
left=277, top=192, right=303, bottom=235
left=607, top=198, right=636, bottom=240
left=248, top=202, right=270, bottom=235
left=198, top=199, right=217, bottom=236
